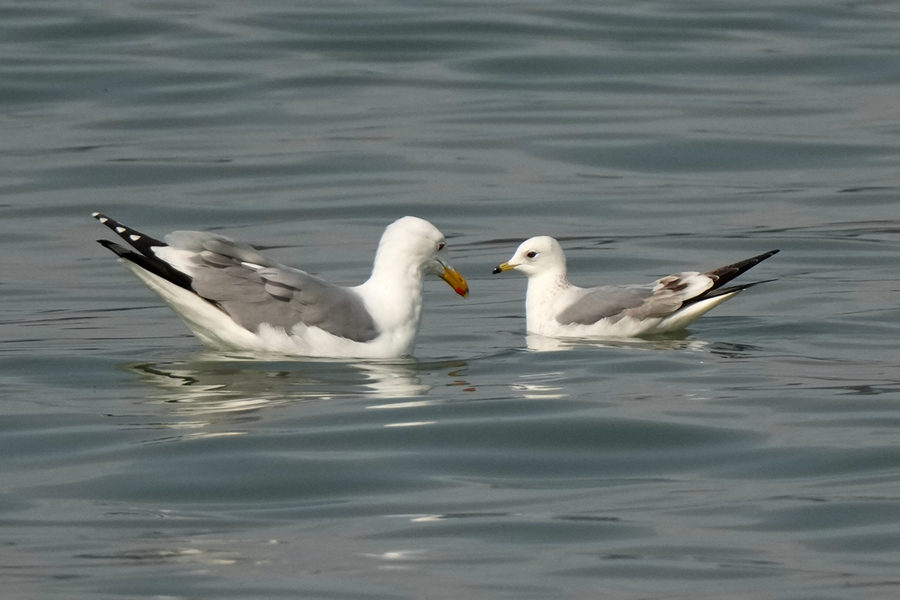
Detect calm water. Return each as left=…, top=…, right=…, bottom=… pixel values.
left=3, top=1, right=900, bottom=598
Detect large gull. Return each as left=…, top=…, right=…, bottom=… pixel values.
left=93, top=214, right=468, bottom=358
left=494, top=237, right=777, bottom=338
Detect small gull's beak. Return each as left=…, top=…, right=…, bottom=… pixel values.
left=440, top=265, right=469, bottom=298
left=492, top=261, right=515, bottom=274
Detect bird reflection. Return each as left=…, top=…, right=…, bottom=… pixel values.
left=510, top=371, right=568, bottom=399
left=514, top=333, right=761, bottom=400
left=523, top=331, right=760, bottom=357
left=524, top=330, right=705, bottom=352
left=357, top=361, right=432, bottom=398
left=125, top=354, right=432, bottom=419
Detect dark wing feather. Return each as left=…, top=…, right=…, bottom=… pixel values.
left=683, top=249, right=780, bottom=307
left=94, top=213, right=193, bottom=291
left=703, top=249, right=779, bottom=291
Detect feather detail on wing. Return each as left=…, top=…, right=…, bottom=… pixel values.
left=95, top=219, right=380, bottom=344
left=554, top=249, right=780, bottom=327
left=159, top=232, right=379, bottom=342
left=555, top=273, right=712, bottom=326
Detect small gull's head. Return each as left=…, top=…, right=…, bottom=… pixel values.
left=493, top=236, right=567, bottom=278
left=378, top=216, right=469, bottom=297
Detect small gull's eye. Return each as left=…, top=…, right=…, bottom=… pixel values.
left=437, top=242, right=445, bottom=251
left=526, top=251, right=537, bottom=259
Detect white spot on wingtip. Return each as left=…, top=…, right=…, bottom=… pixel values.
left=130, top=234, right=141, bottom=241
left=116, top=227, right=126, bottom=233
left=91, top=212, right=100, bottom=217
left=99, top=218, right=108, bottom=223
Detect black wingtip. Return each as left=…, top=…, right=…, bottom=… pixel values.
left=96, top=238, right=128, bottom=257
left=705, top=249, right=780, bottom=291
left=92, top=212, right=167, bottom=257
left=94, top=216, right=194, bottom=292
left=96, top=237, right=194, bottom=292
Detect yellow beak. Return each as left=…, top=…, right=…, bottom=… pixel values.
left=492, top=262, right=515, bottom=274
left=440, top=265, right=469, bottom=298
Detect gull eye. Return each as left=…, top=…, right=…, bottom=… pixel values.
left=437, top=242, right=445, bottom=251
left=526, top=251, right=537, bottom=259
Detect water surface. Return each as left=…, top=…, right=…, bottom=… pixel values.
left=2, top=1, right=900, bottom=598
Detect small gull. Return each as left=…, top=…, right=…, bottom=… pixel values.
left=494, top=237, right=777, bottom=338
left=93, top=214, right=468, bottom=358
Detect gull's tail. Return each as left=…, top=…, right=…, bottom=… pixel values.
left=686, top=249, right=780, bottom=306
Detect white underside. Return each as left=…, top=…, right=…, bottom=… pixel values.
left=121, top=261, right=418, bottom=359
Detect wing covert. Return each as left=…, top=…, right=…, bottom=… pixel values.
left=165, top=232, right=379, bottom=342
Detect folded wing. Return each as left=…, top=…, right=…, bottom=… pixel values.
left=95, top=214, right=379, bottom=343
left=165, top=232, right=380, bottom=343
left=556, top=249, right=780, bottom=326
left=557, top=274, right=710, bottom=325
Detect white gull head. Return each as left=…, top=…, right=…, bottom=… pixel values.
left=494, top=235, right=568, bottom=279
left=371, top=216, right=468, bottom=297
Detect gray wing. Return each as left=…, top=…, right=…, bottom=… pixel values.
left=165, top=231, right=379, bottom=342
left=165, top=230, right=277, bottom=268
left=556, top=275, right=706, bottom=325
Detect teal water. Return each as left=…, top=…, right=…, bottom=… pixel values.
left=2, top=1, right=900, bottom=598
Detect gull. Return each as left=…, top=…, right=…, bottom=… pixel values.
left=494, top=237, right=777, bottom=338
left=93, top=213, right=468, bottom=358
